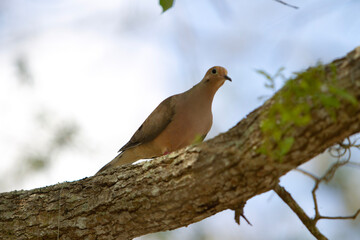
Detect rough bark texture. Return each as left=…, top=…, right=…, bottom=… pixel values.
left=1, top=47, right=360, bottom=240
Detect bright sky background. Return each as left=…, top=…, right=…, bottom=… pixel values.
left=1, top=0, right=360, bottom=239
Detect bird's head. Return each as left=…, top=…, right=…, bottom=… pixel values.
left=201, top=66, right=232, bottom=90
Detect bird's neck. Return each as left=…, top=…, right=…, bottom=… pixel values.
left=192, top=82, right=220, bottom=106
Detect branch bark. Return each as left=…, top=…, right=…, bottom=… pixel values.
left=274, top=184, right=328, bottom=240
left=1, top=47, right=360, bottom=240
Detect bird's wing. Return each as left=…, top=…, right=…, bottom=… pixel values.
left=119, top=96, right=176, bottom=152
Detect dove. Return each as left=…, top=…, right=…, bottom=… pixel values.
left=97, top=66, right=231, bottom=174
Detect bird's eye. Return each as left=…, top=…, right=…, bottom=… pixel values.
left=211, top=68, right=217, bottom=74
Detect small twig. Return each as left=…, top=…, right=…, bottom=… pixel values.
left=322, top=159, right=350, bottom=183
left=319, top=209, right=360, bottom=221
left=274, top=184, right=328, bottom=240
left=288, top=136, right=360, bottom=238
left=339, top=137, right=360, bottom=148
left=347, top=161, right=360, bottom=168
left=232, top=202, right=252, bottom=226
left=329, top=136, right=359, bottom=159
left=312, top=180, right=321, bottom=223
left=273, top=0, right=299, bottom=9
left=329, top=144, right=347, bottom=158
left=294, top=168, right=319, bottom=181
left=234, top=209, right=252, bottom=226
left=309, top=158, right=350, bottom=224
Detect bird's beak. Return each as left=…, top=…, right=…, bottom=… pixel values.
left=224, top=75, right=232, bottom=81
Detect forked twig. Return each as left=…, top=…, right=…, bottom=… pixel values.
left=274, top=184, right=328, bottom=240
left=275, top=136, right=360, bottom=240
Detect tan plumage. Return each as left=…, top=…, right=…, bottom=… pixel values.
left=97, top=66, right=231, bottom=174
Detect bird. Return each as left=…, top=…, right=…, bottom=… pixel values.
left=97, top=66, right=231, bottom=174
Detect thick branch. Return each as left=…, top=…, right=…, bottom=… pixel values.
left=1, top=47, right=360, bottom=239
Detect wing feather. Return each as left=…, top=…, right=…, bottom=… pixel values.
left=119, top=96, right=175, bottom=152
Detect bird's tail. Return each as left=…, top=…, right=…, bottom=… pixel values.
left=95, top=148, right=142, bottom=174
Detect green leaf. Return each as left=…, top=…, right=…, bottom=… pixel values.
left=294, top=114, right=311, bottom=126
left=279, top=137, right=294, bottom=156
left=159, top=0, right=174, bottom=12
left=257, top=63, right=357, bottom=162
left=257, top=146, right=269, bottom=155
left=256, top=69, right=272, bottom=81
left=274, top=67, right=285, bottom=80
left=330, top=86, right=358, bottom=106
left=192, top=134, right=205, bottom=144
left=260, top=118, right=276, bottom=132
left=319, top=94, right=340, bottom=109
left=256, top=69, right=275, bottom=91
left=272, top=130, right=283, bottom=142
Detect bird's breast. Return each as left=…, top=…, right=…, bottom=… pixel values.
left=153, top=101, right=213, bottom=154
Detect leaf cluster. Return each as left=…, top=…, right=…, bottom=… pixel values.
left=258, top=63, right=358, bottom=160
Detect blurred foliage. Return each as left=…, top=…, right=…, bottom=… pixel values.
left=52, top=122, right=79, bottom=149
left=159, top=0, right=174, bottom=12
left=258, top=63, right=358, bottom=161
left=0, top=54, right=81, bottom=186
left=256, top=67, right=285, bottom=100
left=18, top=111, right=80, bottom=175
left=0, top=111, right=80, bottom=188
left=14, top=55, right=34, bottom=86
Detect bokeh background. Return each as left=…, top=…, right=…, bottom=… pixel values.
left=1, top=0, right=360, bottom=239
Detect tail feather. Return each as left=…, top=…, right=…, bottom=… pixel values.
left=96, top=152, right=122, bottom=174
left=96, top=148, right=142, bottom=174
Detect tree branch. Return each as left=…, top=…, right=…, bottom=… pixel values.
left=273, top=0, right=299, bottom=9
left=277, top=136, right=360, bottom=239
left=1, top=46, right=360, bottom=239
left=274, top=184, right=327, bottom=240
